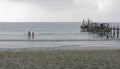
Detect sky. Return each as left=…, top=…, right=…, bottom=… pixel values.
left=0, top=0, right=119, bottom=22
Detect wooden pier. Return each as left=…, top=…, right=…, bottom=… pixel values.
left=80, top=19, right=120, bottom=39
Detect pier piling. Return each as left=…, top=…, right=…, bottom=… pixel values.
left=113, top=25, right=116, bottom=37
left=117, top=25, right=119, bottom=38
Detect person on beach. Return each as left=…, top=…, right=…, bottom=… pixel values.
left=28, top=31, right=31, bottom=38
left=32, top=32, right=35, bottom=39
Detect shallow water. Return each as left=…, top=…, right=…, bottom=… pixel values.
left=0, top=22, right=119, bottom=49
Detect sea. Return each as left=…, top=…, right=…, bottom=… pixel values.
left=0, top=22, right=119, bottom=50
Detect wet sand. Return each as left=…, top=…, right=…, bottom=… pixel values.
left=0, top=45, right=120, bottom=51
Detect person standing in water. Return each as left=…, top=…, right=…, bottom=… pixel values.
left=28, top=31, right=31, bottom=38
left=32, top=32, right=35, bottom=39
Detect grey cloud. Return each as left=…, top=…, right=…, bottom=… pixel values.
left=2, top=0, right=120, bottom=22
left=74, top=0, right=99, bottom=9
left=37, top=0, right=73, bottom=10
left=10, top=0, right=73, bottom=10
left=101, top=0, right=120, bottom=20
left=10, top=0, right=99, bottom=10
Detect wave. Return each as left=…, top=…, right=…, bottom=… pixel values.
left=37, top=33, right=81, bottom=35
left=0, top=39, right=119, bottom=42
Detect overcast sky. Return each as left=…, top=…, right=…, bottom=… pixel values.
left=0, top=0, right=119, bottom=22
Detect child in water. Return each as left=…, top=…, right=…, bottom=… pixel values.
left=32, top=32, right=35, bottom=39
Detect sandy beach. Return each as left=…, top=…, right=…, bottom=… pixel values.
left=0, top=49, right=120, bottom=69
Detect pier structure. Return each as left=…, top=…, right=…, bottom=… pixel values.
left=80, top=19, right=120, bottom=39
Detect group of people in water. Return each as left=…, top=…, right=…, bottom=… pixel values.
left=28, top=31, right=35, bottom=39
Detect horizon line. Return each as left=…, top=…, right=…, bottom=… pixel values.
left=0, top=21, right=119, bottom=23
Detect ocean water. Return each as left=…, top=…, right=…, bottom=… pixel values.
left=0, top=22, right=119, bottom=50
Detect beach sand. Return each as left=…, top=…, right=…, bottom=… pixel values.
left=0, top=49, right=120, bottom=69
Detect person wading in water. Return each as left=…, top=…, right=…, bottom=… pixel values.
left=28, top=31, right=31, bottom=38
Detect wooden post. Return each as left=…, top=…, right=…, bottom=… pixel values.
left=81, top=19, right=85, bottom=32
left=106, top=33, right=109, bottom=39
left=113, top=25, right=115, bottom=37
left=102, top=29, right=105, bottom=35
left=117, top=25, right=119, bottom=38
left=110, top=26, right=112, bottom=38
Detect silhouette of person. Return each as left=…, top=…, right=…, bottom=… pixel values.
left=32, top=32, right=35, bottom=39
left=28, top=31, right=31, bottom=38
